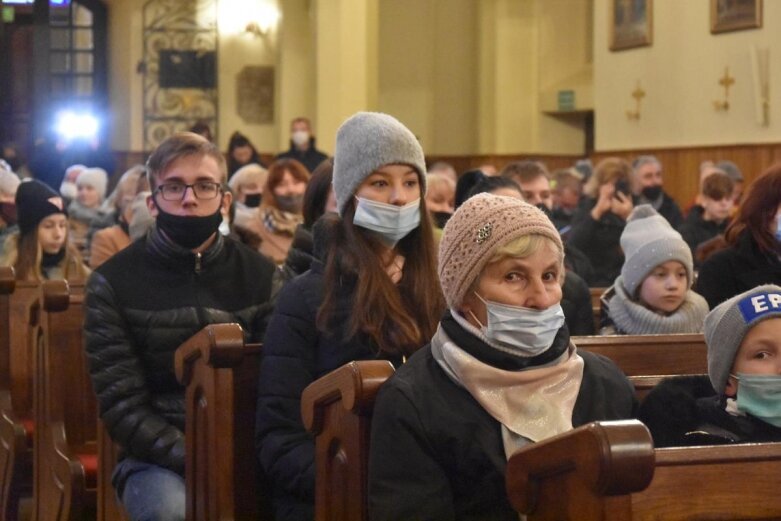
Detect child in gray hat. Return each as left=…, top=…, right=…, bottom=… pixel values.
left=639, top=284, right=781, bottom=447
left=601, top=204, right=709, bottom=335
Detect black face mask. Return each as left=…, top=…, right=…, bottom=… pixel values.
left=431, top=211, right=452, bottom=229
left=41, top=248, right=65, bottom=269
left=641, top=185, right=663, bottom=201
left=154, top=200, right=223, bottom=249
left=0, top=202, right=17, bottom=225
left=535, top=203, right=553, bottom=220
left=244, top=193, right=262, bottom=208
left=276, top=194, right=303, bottom=214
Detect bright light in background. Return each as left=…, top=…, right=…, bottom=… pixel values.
left=218, top=0, right=280, bottom=36
left=54, top=111, right=99, bottom=141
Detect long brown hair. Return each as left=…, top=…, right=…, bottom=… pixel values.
left=262, top=158, right=310, bottom=211
left=317, top=198, right=445, bottom=357
left=6, top=229, right=85, bottom=282
left=725, top=163, right=781, bottom=255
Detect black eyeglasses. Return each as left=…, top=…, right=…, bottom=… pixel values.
left=155, top=181, right=222, bottom=201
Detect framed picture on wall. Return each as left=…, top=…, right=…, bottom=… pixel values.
left=711, top=0, right=762, bottom=33
left=610, top=0, right=653, bottom=51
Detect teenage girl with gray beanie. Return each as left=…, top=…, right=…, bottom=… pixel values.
left=600, top=204, right=709, bottom=335
left=255, top=112, right=445, bottom=521
left=639, top=284, right=781, bottom=447
left=0, top=179, right=89, bottom=281
left=368, top=193, right=635, bottom=520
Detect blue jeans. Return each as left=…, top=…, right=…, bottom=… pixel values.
left=112, top=457, right=185, bottom=521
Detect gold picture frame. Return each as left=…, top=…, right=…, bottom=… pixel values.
left=711, top=0, right=762, bottom=34
left=610, top=0, right=653, bottom=52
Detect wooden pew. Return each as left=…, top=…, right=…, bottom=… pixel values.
left=31, top=280, right=97, bottom=521
left=301, top=360, right=395, bottom=521
left=589, top=287, right=605, bottom=332
left=574, top=333, right=707, bottom=377
left=506, top=419, right=781, bottom=520
left=0, top=268, right=39, bottom=521
left=174, top=322, right=270, bottom=521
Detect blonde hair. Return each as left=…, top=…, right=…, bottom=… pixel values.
left=425, top=173, right=455, bottom=203
left=474, top=234, right=565, bottom=289
left=583, top=157, right=632, bottom=198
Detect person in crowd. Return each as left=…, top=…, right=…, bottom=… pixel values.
left=467, top=176, right=595, bottom=336
left=281, top=158, right=337, bottom=280
left=232, top=158, right=309, bottom=264
left=550, top=168, right=583, bottom=232
left=427, top=160, right=458, bottom=185
left=477, top=163, right=498, bottom=176
left=630, top=155, right=683, bottom=228
left=717, top=160, right=744, bottom=207
left=567, top=157, right=634, bottom=287
left=0, top=166, right=21, bottom=257
left=83, top=132, right=278, bottom=521
left=227, top=163, right=267, bottom=209
left=368, top=193, right=636, bottom=520
left=227, top=131, right=264, bottom=179
left=697, top=163, right=781, bottom=308
left=67, top=167, right=108, bottom=263
left=600, top=205, right=708, bottom=335
left=425, top=172, right=456, bottom=232
left=639, top=284, right=781, bottom=447
left=1, top=142, right=31, bottom=179
left=256, top=112, right=445, bottom=521
left=454, top=169, right=486, bottom=209
left=500, top=160, right=553, bottom=209
left=27, top=130, right=68, bottom=191
left=89, top=167, right=151, bottom=268
left=59, top=163, right=86, bottom=202
left=0, top=180, right=88, bottom=281
left=275, top=117, right=329, bottom=173
left=189, top=120, right=214, bottom=142
left=679, top=171, right=734, bottom=263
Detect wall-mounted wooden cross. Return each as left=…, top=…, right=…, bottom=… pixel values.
left=627, top=81, right=645, bottom=120
left=714, top=67, right=734, bottom=111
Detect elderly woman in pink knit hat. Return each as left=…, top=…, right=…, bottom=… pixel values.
left=368, top=193, right=637, bottom=520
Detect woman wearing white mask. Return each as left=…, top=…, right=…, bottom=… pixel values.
left=368, top=193, right=636, bottom=521
left=256, top=112, right=445, bottom=521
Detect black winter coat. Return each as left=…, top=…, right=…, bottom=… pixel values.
left=255, top=261, right=403, bottom=521
left=275, top=138, right=329, bottom=173
left=83, top=226, right=278, bottom=477
left=368, top=314, right=637, bottom=521
left=638, top=375, right=781, bottom=447
left=696, top=231, right=781, bottom=308
left=566, top=197, right=625, bottom=287
left=636, top=191, right=683, bottom=229
left=678, top=206, right=728, bottom=265
left=562, top=270, right=595, bottom=335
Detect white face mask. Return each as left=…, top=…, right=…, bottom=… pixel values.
left=353, top=197, right=421, bottom=247
left=60, top=181, right=78, bottom=200
left=471, top=293, right=565, bottom=356
left=291, top=130, right=310, bottom=147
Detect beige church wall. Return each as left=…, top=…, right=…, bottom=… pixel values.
left=594, top=0, right=781, bottom=151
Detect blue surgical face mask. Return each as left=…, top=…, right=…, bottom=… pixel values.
left=353, top=197, right=421, bottom=247
left=471, top=293, right=565, bottom=356
left=733, top=373, right=781, bottom=428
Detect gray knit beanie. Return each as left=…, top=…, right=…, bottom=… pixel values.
left=438, top=193, right=563, bottom=309
left=705, top=284, right=781, bottom=394
left=76, top=167, right=109, bottom=201
left=620, top=204, right=693, bottom=296
left=333, top=112, right=426, bottom=216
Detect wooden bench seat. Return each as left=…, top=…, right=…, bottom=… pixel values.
left=174, top=322, right=269, bottom=521
left=506, top=419, right=781, bottom=520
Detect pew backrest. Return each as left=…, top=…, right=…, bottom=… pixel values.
left=301, top=360, right=395, bottom=521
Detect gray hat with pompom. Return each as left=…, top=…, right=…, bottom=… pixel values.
left=332, top=112, right=426, bottom=216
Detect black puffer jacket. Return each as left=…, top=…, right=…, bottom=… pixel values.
left=84, top=225, right=278, bottom=476
left=566, top=197, right=625, bottom=287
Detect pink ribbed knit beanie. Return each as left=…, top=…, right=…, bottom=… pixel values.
left=438, top=193, right=563, bottom=308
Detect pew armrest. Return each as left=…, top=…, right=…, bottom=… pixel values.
left=0, top=267, right=15, bottom=294
left=506, top=420, right=655, bottom=514
left=300, top=360, right=395, bottom=435
left=174, top=323, right=255, bottom=385
left=41, top=280, right=71, bottom=312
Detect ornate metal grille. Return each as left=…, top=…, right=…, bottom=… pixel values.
left=142, top=0, right=218, bottom=151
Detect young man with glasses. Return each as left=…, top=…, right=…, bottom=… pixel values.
left=83, top=132, right=279, bottom=521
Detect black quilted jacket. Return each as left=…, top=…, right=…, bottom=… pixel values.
left=84, top=225, right=279, bottom=476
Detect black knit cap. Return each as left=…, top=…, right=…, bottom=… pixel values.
left=15, top=180, right=67, bottom=235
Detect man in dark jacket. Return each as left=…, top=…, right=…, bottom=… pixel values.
left=631, top=155, right=683, bottom=229
left=275, top=117, right=329, bottom=173
left=83, top=132, right=279, bottom=521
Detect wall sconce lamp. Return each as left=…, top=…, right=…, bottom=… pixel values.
left=244, top=5, right=280, bottom=37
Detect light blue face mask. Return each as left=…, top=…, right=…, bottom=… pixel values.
left=353, top=197, right=421, bottom=247
left=471, top=293, right=565, bottom=356
left=733, top=373, right=781, bottom=428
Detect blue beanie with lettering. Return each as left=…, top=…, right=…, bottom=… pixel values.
left=705, top=284, right=781, bottom=394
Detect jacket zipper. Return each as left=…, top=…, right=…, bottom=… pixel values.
left=195, top=252, right=202, bottom=273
